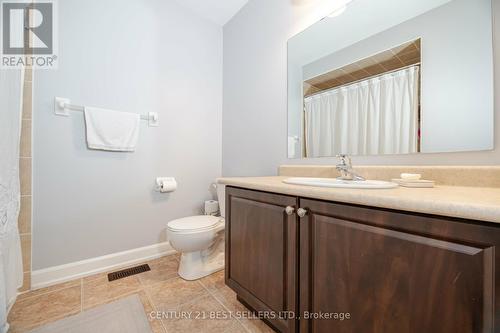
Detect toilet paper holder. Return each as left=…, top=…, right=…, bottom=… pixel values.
left=156, top=177, right=177, bottom=193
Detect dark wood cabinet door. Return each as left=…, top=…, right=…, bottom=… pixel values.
left=299, top=198, right=499, bottom=333
left=225, top=187, right=298, bottom=333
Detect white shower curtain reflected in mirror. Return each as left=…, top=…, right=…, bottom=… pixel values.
left=0, top=68, right=24, bottom=333
left=304, top=66, right=420, bottom=157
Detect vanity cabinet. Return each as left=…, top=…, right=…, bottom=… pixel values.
left=226, top=186, right=500, bottom=333
left=299, top=198, right=497, bottom=333
left=225, top=187, right=298, bottom=333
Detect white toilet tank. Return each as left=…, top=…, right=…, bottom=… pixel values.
left=216, top=184, right=226, bottom=218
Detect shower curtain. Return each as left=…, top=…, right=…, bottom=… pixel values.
left=304, top=66, right=419, bottom=157
left=0, top=68, right=25, bottom=333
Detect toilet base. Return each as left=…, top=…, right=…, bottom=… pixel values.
left=178, top=250, right=225, bottom=281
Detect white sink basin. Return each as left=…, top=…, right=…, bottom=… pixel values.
left=283, top=177, right=398, bottom=189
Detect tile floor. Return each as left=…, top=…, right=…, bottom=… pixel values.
left=8, top=254, right=275, bottom=333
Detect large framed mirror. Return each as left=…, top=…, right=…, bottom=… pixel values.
left=287, top=0, right=494, bottom=158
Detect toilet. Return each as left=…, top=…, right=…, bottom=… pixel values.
left=167, top=184, right=226, bottom=280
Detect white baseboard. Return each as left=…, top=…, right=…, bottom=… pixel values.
left=31, top=242, right=176, bottom=290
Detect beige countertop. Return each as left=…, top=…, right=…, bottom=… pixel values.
left=217, top=176, right=500, bottom=224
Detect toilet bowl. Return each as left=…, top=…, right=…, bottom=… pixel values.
left=167, top=184, right=226, bottom=280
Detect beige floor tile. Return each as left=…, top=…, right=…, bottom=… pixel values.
left=161, top=294, right=244, bottom=333
left=139, top=255, right=179, bottom=286
left=213, top=286, right=275, bottom=333
left=147, top=254, right=179, bottom=269
left=225, top=323, right=253, bottom=333
left=199, top=269, right=226, bottom=292
left=145, top=276, right=208, bottom=312
left=9, top=256, right=269, bottom=333
left=17, top=279, right=81, bottom=302
left=212, top=285, right=247, bottom=313
left=135, top=291, right=166, bottom=333
left=8, top=285, right=81, bottom=332
left=239, top=315, right=277, bottom=333
left=82, top=273, right=142, bottom=309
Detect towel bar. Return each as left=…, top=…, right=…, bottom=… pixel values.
left=54, top=97, right=159, bottom=127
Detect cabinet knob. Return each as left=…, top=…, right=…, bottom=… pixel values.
left=285, top=206, right=295, bottom=215
left=297, top=208, right=308, bottom=217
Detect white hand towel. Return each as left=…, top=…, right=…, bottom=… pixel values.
left=84, top=107, right=140, bottom=152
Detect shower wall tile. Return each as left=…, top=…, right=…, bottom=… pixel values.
left=18, top=196, right=31, bottom=234
left=19, top=158, right=32, bottom=195
left=19, top=272, right=31, bottom=292
left=20, top=120, right=31, bottom=157
left=24, top=68, right=32, bottom=82
left=18, top=64, right=33, bottom=292
left=21, top=234, right=31, bottom=273
left=22, top=81, right=32, bottom=120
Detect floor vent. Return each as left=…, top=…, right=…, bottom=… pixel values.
left=107, top=264, right=151, bottom=282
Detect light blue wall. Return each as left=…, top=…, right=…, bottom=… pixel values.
left=33, top=0, right=223, bottom=269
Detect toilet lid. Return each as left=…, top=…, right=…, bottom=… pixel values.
left=167, top=215, right=222, bottom=232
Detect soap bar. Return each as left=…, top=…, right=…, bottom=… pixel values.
left=400, top=173, right=421, bottom=180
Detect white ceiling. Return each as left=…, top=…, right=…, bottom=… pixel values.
left=175, top=0, right=249, bottom=26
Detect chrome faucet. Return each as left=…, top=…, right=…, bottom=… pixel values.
left=336, top=154, right=366, bottom=181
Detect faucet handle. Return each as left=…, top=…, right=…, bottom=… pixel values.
left=336, top=154, right=351, bottom=167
